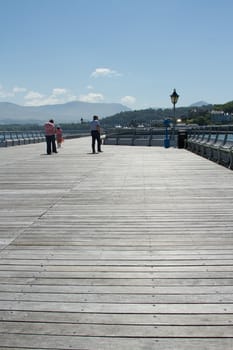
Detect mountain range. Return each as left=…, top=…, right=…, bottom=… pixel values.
left=0, top=100, right=211, bottom=125
left=0, top=101, right=131, bottom=124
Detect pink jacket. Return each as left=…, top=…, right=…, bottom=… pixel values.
left=56, top=128, right=63, bottom=142
left=44, top=122, right=55, bottom=136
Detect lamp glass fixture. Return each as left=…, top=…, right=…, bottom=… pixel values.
left=170, top=89, right=179, bottom=105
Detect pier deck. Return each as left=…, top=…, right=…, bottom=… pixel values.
left=0, top=137, right=233, bottom=350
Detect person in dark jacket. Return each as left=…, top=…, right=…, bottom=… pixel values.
left=90, top=115, right=102, bottom=154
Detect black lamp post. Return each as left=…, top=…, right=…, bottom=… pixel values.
left=170, top=89, right=179, bottom=144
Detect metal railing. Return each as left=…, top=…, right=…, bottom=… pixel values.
left=186, top=130, right=233, bottom=169
left=0, top=131, right=45, bottom=147
left=104, top=127, right=171, bottom=147
left=0, top=130, right=90, bottom=147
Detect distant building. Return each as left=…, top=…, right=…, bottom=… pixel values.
left=210, top=110, right=233, bottom=123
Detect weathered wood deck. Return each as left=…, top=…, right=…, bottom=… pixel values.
left=0, top=137, right=233, bottom=350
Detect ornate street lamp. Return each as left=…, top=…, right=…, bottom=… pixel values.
left=170, top=89, right=179, bottom=144
left=170, top=88, right=179, bottom=109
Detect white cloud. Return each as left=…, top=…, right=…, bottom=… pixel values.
left=0, top=85, right=27, bottom=99
left=24, top=88, right=77, bottom=106
left=24, top=91, right=45, bottom=106
left=0, top=85, right=14, bottom=98
left=52, top=88, right=67, bottom=96
left=121, top=95, right=136, bottom=106
left=13, top=86, right=27, bottom=93
left=25, top=91, right=44, bottom=101
left=78, top=92, right=104, bottom=103
left=91, top=68, right=122, bottom=78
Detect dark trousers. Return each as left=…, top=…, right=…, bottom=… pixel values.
left=91, top=130, right=101, bottom=153
left=46, top=135, right=57, bottom=154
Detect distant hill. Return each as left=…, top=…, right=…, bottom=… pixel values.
left=213, top=100, right=233, bottom=113
left=189, top=101, right=210, bottom=107
left=0, top=101, right=131, bottom=124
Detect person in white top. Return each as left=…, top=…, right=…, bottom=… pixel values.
left=90, top=115, right=102, bottom=154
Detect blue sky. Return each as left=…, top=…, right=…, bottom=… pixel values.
left=0, top=0, right=232, bottom=109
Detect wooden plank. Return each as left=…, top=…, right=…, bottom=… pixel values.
left=1, top=269, right=233, bottom=277
left=0, top=291, right=233, bottom=303
left=0, top=310, right=232, bottom=325
left=1, top=264, right=233, bottom=272
left=0, top=283, right=233, bottom=294
left=1, top=277, right=233, bottom=286
left=0, top=321, right=233, bottom=337
left=1, top=258, right=233, bottom=266
left=0, top=300, right=233, bottom=313
left=0, top=335, right=232, bottom=350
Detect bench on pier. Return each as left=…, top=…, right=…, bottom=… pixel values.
left=0, top=131, right=45, bottom=147
left=201, top=133, right=218, bottom=159
left=218, top=133, right=233, bottom=168
left=186, top=131, right=233, bottom=169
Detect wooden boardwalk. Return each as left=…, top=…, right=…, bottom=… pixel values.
left=0, top=137, right=233, bottom=350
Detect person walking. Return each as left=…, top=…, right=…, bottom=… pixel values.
left=44, top=119, right=57, bottom=154
left=90, top=115, right=102, bottom=154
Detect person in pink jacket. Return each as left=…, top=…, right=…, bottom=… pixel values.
left=44, top=119, right=57, bottom=154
